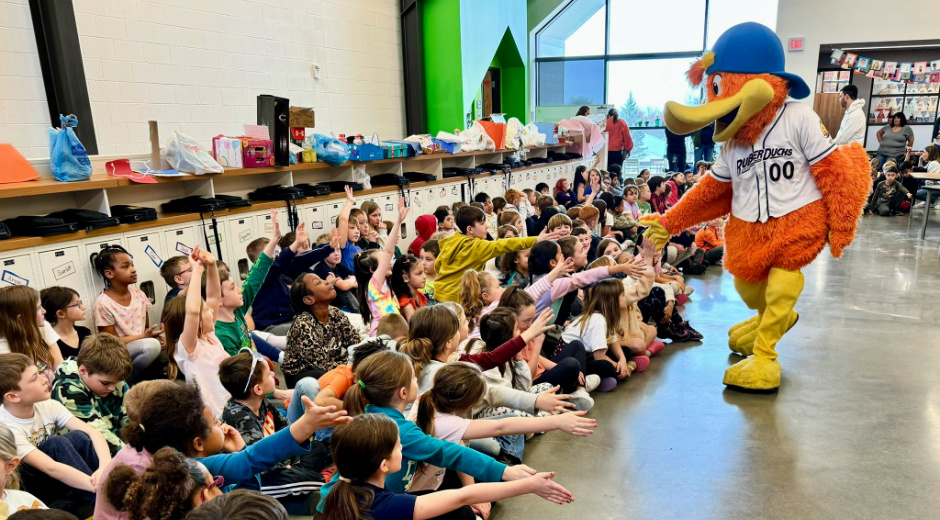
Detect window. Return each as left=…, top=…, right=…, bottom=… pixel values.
left=537, top=0, right=606, bottom=58
left=535, top=0, right=780, bottom=130
left=538, top=60, right=606, bottom=105
left=608, top=0, right=706, bottom=55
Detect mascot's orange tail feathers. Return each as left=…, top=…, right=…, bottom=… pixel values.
left=811, top=142, right=872, bottom=258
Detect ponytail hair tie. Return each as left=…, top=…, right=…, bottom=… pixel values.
left=139, top=424, right=146, bottom=432
left=339, top=476, right=352, bottom=483
left=358, top=380, right=366, bottom=390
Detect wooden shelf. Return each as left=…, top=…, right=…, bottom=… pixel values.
left=0, top=174, right=120, bottom=199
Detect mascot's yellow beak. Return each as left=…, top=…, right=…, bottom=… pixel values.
left=663, top=78, right=775, bottom=142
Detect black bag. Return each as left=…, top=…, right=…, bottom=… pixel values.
left=476, top=163, right=510, bottom=174
left=403, top=171, right=436, bottom=183
left=0, top=222, right=9, bottom=240
left=248, top=185, right=305, bottom=202
left=161, top=196, right=225, bottom=214
left=3, top=216, right=78, bottom=237
left=294, top=183, right=331, bottom=197
left=214, top=194, right=252, bottom=209
left=371, top=174, right=410, bottom=187
left=319, top=181, right=363, bottom=192
left=47, top=209, right=120, bottom=231
left=110, top=205, right=158, bottom=223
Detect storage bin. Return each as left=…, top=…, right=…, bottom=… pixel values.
left=349, top=143, right=383, bottom=161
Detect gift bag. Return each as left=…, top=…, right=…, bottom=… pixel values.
left=48, top=115, right=93, bottom=182
left=162, top=131, right=224, bottom=174
left=313, top=134, right=350, bottom=166
left=478, top=120, right=506, bottom=150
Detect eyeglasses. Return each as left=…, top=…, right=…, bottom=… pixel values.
left=207, top=474, right=225, bottom=491
left=66, top=300, right=84, bottom=309
left=238, top=347, right=264, bottom=394
left=177, top=267, right=193, bottom=276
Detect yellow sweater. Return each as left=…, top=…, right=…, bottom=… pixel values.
left=433, top=233, right=536, bottom=302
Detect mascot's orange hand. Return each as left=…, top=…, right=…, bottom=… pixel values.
left=828, top=229, right=854, bottom=258
left=641, top=214, right=671, bottom=251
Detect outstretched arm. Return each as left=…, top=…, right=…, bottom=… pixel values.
left=642, top=174, right=733, bottom=250
left=811, top=142, right=872, bottom=257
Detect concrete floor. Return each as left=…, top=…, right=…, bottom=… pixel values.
left=493, top=212, right=940, bottom=520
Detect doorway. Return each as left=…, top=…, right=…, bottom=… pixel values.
left=482, top=67, right=501, bottom=118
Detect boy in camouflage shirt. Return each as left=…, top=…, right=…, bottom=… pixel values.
left=52, top=333, right=132, bottom=455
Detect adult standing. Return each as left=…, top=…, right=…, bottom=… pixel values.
left=575, top=106, right=601, bottom=169
left=832, top=85, right=866, bottom=146
left=692, top=122, right=715, bottom=163
left=605, top=108, right=633, bottom=172
left=665, top=128, right=688, bottom=172
left=932, top=113, right=940, bottom=145
left=875, top=113, right=914, bottom=167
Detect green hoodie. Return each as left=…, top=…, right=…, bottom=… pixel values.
left=52, top=358, right=129, bottom=455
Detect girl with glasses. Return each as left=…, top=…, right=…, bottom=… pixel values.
left=40, top=286, right=90, bottom=360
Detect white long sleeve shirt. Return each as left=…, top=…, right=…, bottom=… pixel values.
left=832, top=98, right=867, bottom=146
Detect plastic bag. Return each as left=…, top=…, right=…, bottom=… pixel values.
left=162, top=131, right=224, bottom=174
left=523, top=123, right=546, bottom=147
left=353, top=163, right=371, bottom=189
left=48, top=115, right=93, bottom=182
left=314, top=133, right=349, bottom=166
left=505, top=117, right=525, bottom=150
left=461, top=122, right=495, bottom=152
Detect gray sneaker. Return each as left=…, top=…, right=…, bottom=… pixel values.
left=568, top=390, right=595, bottom=412
left=585, top=374, right=601, bottom=392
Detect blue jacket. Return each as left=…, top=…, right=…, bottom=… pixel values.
left=198, top=426, right=310, bottom=491
left=317, top=404, right=507, bottom=511
left=252, top=244, right=333, bottom=329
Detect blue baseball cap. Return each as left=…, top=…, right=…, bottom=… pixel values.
left=706, top=22, right=810, bottom=99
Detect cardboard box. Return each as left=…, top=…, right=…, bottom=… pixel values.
left=242, top=139, right=274, bottom=167
left=212, top=136, right=244, bottom=168
left=289, top=107, right=315, bottom=128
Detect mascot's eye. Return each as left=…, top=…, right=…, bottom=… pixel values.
left=712, top=74, right=722, bottom=97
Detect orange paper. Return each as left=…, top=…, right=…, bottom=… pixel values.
left=0, top=144, right=41, bottom=184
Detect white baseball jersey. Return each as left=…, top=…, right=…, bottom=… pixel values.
left=710, top=101, right=835, bottom=223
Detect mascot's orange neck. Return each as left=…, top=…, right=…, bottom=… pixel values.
left=730, top=74, right=790, bottom=146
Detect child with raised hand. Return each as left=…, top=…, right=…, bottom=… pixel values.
left=163, top=246, right=230, bottom=416
left=91, top=246, right=162, bottom=381
left=93, top=382, right=351, bottom=520
left=337, top=189, right=364, bottom=272
left=0, top=286, right=64, bottom=381
left=313, top=230, right=360, bottom=316
left=159, top=255, right=193, bottom=304
left=0, top=353, right=112, bottom=513
left=218, top=351, right=330, bottom=501
left=433, top=205, right=564, bottom=303
left=324, top=414, right=572, bottom=520
left=0, top=422, right=47, bottom=514
left=216, top=210, right=284, bottom=361
left=412, top=363, right=595, bottom=495
left=353, top=196, right=408, bottom=336
left=52, top=334, right=132, bottom=456
left=389, top=255, right=427, bottom=322
left=561, top=279, right=640, bottom=392
left=418, top=240, right=439, bottom=303
left=40, top=287, right=90, bottom=361
left=316, top=350, right=571, bottom=513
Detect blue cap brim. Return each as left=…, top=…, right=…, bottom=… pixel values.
left=774, top=72, right=810, bottom=99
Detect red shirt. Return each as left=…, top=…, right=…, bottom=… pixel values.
left=606, top=118, right=634, bottom=153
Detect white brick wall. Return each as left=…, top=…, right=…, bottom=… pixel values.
left=0, top=0, right=405, bottom=160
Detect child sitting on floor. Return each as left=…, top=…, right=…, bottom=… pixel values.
left=159, top=255, right=193, bottom=303
left=0, top=422, right=47, bottom=514
left=418, top=240, right=439, bottom=303
left=40, top=287, right=91, bottom=361
left=390, top=255, right=427, bottom=322
left=51, top=334, right=131, bottom=456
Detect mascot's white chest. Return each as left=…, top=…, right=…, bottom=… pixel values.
left=709, top=101, right=835, bottom=223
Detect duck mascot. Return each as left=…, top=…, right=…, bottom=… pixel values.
left=642, top=22, right=870, bottom=391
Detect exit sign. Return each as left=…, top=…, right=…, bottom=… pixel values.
left=788, top=37, right=804, bottom=52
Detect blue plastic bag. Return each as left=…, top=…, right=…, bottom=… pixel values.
left=48, top=115, right=93, bottom=182
left=313, top=134, right=349, bottom=166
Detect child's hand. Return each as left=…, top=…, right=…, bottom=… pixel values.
left=615, top=357, right=629, bottom=379
left=526, top=472, right=574, bottom=505
left=396, top=196, right=409, bottom=222
left=324, top=272, right=337, bottom=287
left=330, top=228, right=342, bottom=251
left=145, top=323, right=163, bottom=338
left=501, top=464, right=537, bottom=481
left=221, top=423, right=245, bottom=453
left=378, top=220, right=388, bottom=231
left=549, top=257, right=576, bottom=279
left=293, top=222, right=309, bottom=249
left=555, top=411, right=596, bottom=436
left=344, top=185, right=356, bottom=205
left=297, top=397, right=353, bottom=433
left=529, top=308, right=556, bottom=338
left=269, top=209, right=282, bottom=242
left=367, top=229, right=380, bottom=243
left=471, top=502, right=491, bottom=520
left=534, top=386, right=577, bottom=414
left=537, top=227, right=565, bottom=243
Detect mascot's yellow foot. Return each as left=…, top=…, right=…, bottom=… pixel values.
left=728, top=314, right=760, bottom=351
left=723, top=356, right=781, bottom=392
left=730, top=312, right=799, bottom=357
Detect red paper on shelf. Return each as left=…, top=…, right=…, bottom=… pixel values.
left=0, top=144, right=41, bottom=184
left=106, top=159, right=157, bottom=184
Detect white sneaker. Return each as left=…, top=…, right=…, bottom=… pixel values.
left=568, top=390, right=595, bottom=412
left=585, top=374, right=601, bottom=392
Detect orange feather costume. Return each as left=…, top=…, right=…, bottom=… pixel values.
left=643, top=23, right=870, bottom=391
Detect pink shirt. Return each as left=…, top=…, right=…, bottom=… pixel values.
left=94, top=287, right=152, bottom=336
left=94, top=444, right=153, bottom=520
left=173, top=332, right=231, bottom=416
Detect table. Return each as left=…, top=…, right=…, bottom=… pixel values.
left=918, top=185, right=940, bottom=239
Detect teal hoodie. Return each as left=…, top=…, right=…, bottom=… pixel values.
left=317, top=404, right=507, bottom=511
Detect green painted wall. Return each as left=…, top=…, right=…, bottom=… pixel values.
left=422, top=0, right=464, bottom=134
